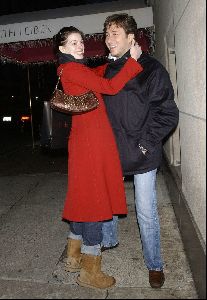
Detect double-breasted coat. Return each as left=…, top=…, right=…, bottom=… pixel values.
left=59, top=58, right=143, bottom=222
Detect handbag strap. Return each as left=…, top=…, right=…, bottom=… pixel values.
left=55, top=69, right=63, bottom=90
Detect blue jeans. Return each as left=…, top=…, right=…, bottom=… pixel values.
left=102, top=169, right=163, bottom=271
left=134, top=169, right=163, bottom=271
left=69, top=222, right=102, bottom=256
left=102, top=216, right=119, bottom=247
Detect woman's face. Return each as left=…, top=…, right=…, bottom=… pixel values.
left=59, top=32, right=84, bottom=59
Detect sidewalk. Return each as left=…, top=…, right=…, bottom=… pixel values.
left=0, top=170, right=198, bottom=299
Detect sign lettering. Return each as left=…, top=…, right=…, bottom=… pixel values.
left=0, top=23, right=52, bottom=43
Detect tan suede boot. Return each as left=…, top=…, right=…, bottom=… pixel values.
left=76, top=254, right=116, bottom=289
left=65, top=239, right=82, bottom=272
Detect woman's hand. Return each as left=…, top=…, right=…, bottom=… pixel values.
left=130, top=40, right=142, bottom=61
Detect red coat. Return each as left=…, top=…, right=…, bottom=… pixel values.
left=60, top=58, right=143, bottom=222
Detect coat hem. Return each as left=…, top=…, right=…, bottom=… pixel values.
left=62, top=213, right=127, bottom=223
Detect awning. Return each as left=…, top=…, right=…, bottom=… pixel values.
left=0, top=29, right=153, bottom=64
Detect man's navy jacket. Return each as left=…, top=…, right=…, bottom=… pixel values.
left=103, top=52, right=179, bottom=175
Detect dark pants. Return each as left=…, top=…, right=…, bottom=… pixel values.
left=70, top=221, right=103, bottom=246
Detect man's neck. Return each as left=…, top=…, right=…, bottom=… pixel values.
left=108, top=50, right=130, bottom=61
left=108, top=53, right=118, bottom=61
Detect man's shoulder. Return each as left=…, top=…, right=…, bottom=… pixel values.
left=139, top=53, right=169, bottom=77
left=139, top=53, right=162, bottom=69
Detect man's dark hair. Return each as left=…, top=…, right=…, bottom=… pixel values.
left=103, top=13, right=137, bottom=36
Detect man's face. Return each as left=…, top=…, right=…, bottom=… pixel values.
left=105, top=24, right=134, bottom=58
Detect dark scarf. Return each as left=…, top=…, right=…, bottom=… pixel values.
left=57, top=52, right=86, bottom=65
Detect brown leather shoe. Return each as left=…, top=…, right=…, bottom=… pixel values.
left=149, top=270, right=165, bottom=288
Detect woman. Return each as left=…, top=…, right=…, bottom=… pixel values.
left=53, top=26, right=143, bottom=290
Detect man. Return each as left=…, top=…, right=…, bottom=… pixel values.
left=102, top=13, right=179, bottom=288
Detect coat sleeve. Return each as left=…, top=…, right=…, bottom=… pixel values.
left=62, top=58, right=143, bottom=95
left=90, top=64, right=108, bottom=77
left=139, top=66, right=179, bottom=153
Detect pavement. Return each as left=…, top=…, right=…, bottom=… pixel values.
left=0, top=144, right=198, bottom=299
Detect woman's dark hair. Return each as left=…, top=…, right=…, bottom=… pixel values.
left=53, top=26, right=84, bottom=55
left=103, top=13, right=137, bottom=36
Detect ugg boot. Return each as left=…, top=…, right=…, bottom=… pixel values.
left=76, top=254, right=115, bottom=289
left=65, top=239, right=82, bottom=272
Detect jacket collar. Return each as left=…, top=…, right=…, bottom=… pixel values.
left=107, top=50, right=147, bottom=66
left=107, top=50, right=131, bottom=66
